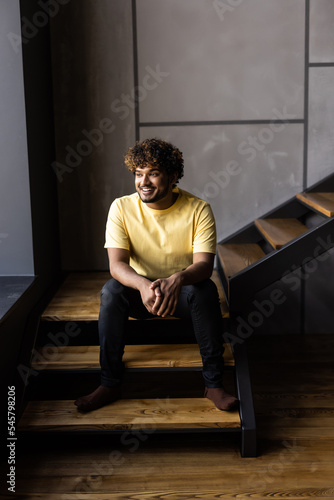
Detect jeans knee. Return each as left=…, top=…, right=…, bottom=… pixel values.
left=100, top=279, right=126, bottom=307
left=185, top=278, right=219, bottom=302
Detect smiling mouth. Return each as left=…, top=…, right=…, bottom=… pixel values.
left=141, top=188, right=154, bottom=193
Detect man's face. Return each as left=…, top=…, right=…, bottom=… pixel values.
left=135, top=165, right=175, bottom=207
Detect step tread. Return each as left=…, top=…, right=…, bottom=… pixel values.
left=31, top=343, right=234, bottom=370
left=296, top=192, right=334, bottom=217
left=217, top=243, right=265, bottom=278
left=41, top=270, right=229, bottom=321
left=254, top=218, right=308, bottom=250
left=18, top=398, right=241, bottom=431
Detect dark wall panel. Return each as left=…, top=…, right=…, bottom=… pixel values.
left=50, top=0, right=135, bottom=270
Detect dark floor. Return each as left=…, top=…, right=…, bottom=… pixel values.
left=1, top=333, right=334, bottom=499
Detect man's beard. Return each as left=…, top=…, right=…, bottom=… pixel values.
left=138, top=183, right=170, bottom=204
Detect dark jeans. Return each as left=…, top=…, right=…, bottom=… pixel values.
left=98, top=278, right=225, bottom=388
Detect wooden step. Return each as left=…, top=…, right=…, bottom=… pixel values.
left=217, top=243, right=265, bottom=278
left=18, top=398, right=241, bottom=432
left=31, top=343, right=234, bottom=370
left=41, top=270, right=229, bottom=321
left=41, top=272, right=110, bottom=321
left=296, top=192, right=334, bottom=217
left=254, top=218, right=308, bottom=250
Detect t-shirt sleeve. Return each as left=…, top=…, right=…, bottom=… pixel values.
left=104, top=199, right=130, bottom=250
left=193, top=203, right=217, bottom=254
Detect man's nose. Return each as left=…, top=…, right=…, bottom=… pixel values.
left=141, top=175, right=150, bottom=185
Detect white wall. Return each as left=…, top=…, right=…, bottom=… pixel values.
left=0, top=0, right=34, bottom=275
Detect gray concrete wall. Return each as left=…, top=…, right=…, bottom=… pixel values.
left=308, top=0, right=334, bottom=185
left=0, top=0, right=34, bottom=275
left=138, top=0, right=304, bottom=244
left=50, top=0, right=334, bottom=269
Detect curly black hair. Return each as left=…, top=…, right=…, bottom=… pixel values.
left=124, top=138, right=184, bottom=186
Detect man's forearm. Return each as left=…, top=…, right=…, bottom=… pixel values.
left=172, top=261, right=213, bottom=287
left=110, top=261, right=150, bottom=291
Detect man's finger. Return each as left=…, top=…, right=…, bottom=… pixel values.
left=152, top=292, right=163, bottom=314
left=158, top=297, right=172, bottom=317
left=160, top=291, right=180, bottom=317
left=166, top=297, right=177, bottom=317
left=150, top=279, right=161, bottom=290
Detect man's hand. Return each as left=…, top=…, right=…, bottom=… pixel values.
left=107, top=248, right=214, bottom=317
left=150, top=273, right=183, bottom=317
left=139, top=280, right=163, bottom=315
left=107, top=248, right=163, bottom=315
left=148, top=253, right=215, bottom=317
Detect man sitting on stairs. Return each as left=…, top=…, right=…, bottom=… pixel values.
left=75, top=138, right=238, bottom=413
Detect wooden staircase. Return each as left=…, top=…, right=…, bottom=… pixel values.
left=17, top=270, right=257, bottom=458
left=17, top=173, right=334, bottom=459
left=217, top=174, right=334, bottom=312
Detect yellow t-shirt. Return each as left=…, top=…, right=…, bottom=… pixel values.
left=104, top=187, right=216, bottom=280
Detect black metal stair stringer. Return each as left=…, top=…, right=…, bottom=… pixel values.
left=218, top=217, right=334, bottom=312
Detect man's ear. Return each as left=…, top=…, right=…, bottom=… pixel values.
left=170, top=173, right=178, bottom=186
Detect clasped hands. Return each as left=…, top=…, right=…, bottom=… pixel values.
left=140, top=274, right=183, bottom=318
